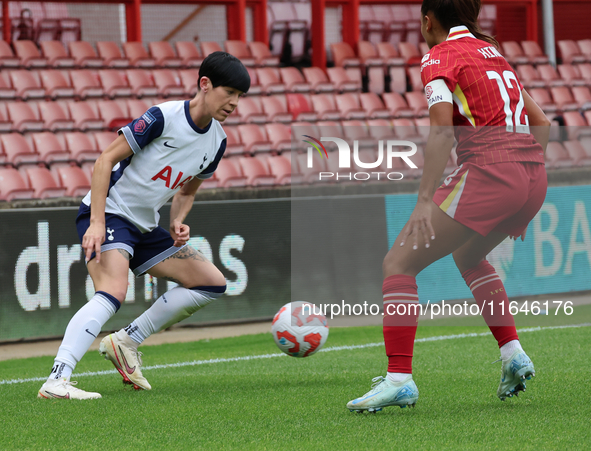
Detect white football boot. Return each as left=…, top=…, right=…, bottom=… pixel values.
left=38, top=378, right=101, bottom=400
left=347, top=375, right=419, bottom=413
left=99, top=332, right=151, bottom=390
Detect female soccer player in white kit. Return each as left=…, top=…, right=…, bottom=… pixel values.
left=38, top=52, right=250, bottom=399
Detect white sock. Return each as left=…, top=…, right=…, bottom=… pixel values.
left=50, top=292, right=119, bottom=381
left=125, top=286, right=225, bottom=344
left=500, top=339, right=523, bottom=360
left=387, top=372, right=411, bottom=383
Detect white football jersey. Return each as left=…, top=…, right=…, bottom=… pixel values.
left=82, top=100, right=227, bottom=232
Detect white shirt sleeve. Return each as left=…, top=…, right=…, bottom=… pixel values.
left=425, top=79, right=453, bottom=109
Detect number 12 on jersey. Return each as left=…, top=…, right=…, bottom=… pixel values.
left=486, top=70, right=530, bottom=135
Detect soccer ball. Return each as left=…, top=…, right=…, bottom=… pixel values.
left=271, top=301, right=329, bottom=357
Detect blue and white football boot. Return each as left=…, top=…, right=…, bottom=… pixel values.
left=496, top=349, right=535, bottom=401
left=347, top=375, right=419, bottom=413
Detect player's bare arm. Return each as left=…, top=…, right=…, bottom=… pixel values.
left=400, top=101, right=454, bottom=250
left=522, top=89, right=551, bottom=154
left=169, top=176, right=204, bottom=247
left=83, top=135, right=134, bottom=262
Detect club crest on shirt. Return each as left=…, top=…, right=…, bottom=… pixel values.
left=425, top=85, right=434, bottom=99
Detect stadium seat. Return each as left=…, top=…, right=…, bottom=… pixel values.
left=148, top=42, right=183, bottom=68
left=278, top=67, right=312, bottom=93
left=92, top=130, right=118, bottom=151
left=366, top=118, right=394, bottom=140
left=38, top=101, right=75, bottom=131
left=30, top=132, right=71, bottom=163
left=557, top=40, right=586, bottom=64
left=405, top=91, right=430, bottom=117
left=291, top=121, right=319, bottom=151
left=200, top=41, right=223, bottom=58
left=419, top=42, right=430, bottom=57
left=40, top=41, right=75, bottom=68
left=576, top=63, right=591, bottom=84
left=224, top=41, right=256, bottom=67
left=545, top=141, right=574, bottom=168
left=97, top=42, right=130, bottom=68
left=0, top=103, right=12, bottom=131
left=563, top=140, right=591, bottom=166
left=359, top=92, right=391, bottom=119
left=9, top=69, right=45, bottom=99
left=316, top=121, right=344, bottom=147
left=264, top=123, right=291, bottom=152
left=310, top=93, right=342, bottom=120
left=501, top=41, right=529, bottom=65
left=97, top=100, right=133, bottom=129
left=340, top=119, right=373, bottom=148
left=375, top=42, right=405, bottom=67
left=52, top=164, right=91, bottom=196
left=335, top=93, right=367, bottom=120
left=260, top=95, right=292, bottom=123
left=520, top=41, right=550, bottom=65
left=398, top=42, right=422, bottom=65
left=285, top=93, right=317, bottom=121
left=39, top=69, right=75, bottom=98
left=326, top=67, right=361, bottom=93
left=151, top=69, right=185, bottom=97
left=549, top=87, right=579, bottom=112
left=256, top=67, right=286, bottom=94
left=391, top=118, right=422, bottom=141
left=301, top=67, right=336, bottom=93
left=179, top=69, right=199, bottom=96
left=174, top=42, right=203, bottom=68
left=248, top=41, right=280, bottom=67
left=122, top=42, right=156, bottom=68
left=407, top=66, right=423, bottom=92
left=68, top=41, right=103, bottom=68
left=214, top=158, right=248, bottom=187
left=0, top=167, right=35, bottom=200
left=330, top=42, right=361, bottom=69
left=21, top=165, right=67, bottom=198
left=0, top=73, right=16, bottom=99
left=571, top=86, right=591, bottom=110
left=579, top=135, right=591, bottom=159
left=99, top=69, right=133, bottom=98
left=237, top=124, right=273, bottom=154
left=70, top=69, right=104, bottom=98
left=245, top=67, right=262, bottom=95
left=235, top=96, right=267, bottom=124
left=358, top=6, right=386, bottom=44
left=264, top=154, right=299, bottom=185
left=561, top=113, right=591, bottom=140
left=13, top=40, right=48, bottom=68
left=526, top=88, right=558, bottom=114
left=382, top=92, right=414, bottom=118
left=223, top=125, right=246, bottom=156
left=1, top=132, right=40, bottom=165
left=67, top=101, right=105, bottom=130
left=0, top=41, right=21, bottom=68
left=64, top=131, right=101, bottom=162
left=516, top=65, right=547, bottom=89
left=557, top=64, right=587, bottom=87
left=388, top=66, right=408, bottom=94
left=6, top=102, right=43, bottom=132
left=583, top=111, right=591, bottom=126
left=237, top=156, right=276, bottom=186
left=537, top=64, right=567, bottom=87
left=577, top=39, right=591, bottom=63
left=294, top=150, right=327, bottom=184
left=357, top=41, right=386, bottom=68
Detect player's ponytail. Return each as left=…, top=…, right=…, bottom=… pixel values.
left=421, top=0, right=499, bottom=49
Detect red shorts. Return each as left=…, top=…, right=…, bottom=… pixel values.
left=433, top=162, right=547, bottom=236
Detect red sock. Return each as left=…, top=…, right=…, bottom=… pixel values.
left=382, top=275, right=420, bottom=374
left=461, top=260, right=518, bottom=347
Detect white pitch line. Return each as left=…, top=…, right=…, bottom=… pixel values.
left=1, top=323, right=589, bottom=386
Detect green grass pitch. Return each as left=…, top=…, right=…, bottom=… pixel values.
left=1, top=310, right=590, bottom=450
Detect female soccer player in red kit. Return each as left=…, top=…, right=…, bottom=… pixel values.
left=348, top=0, right=550, bottom=412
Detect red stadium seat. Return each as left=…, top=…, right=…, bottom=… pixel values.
left=550, top=87, right=579, bottom=112
left=64, top=131, right=101, bottom=162
left=291, top=121, right=319, bottom=151
left=295, top=150, right=326, bottom=184
left=39, top=41, right=75, bottom=68
left=98, top=69, right=133, bottom=98
left=1, top=132, right=40, bottom=165
left=237, top=156, right=276, bottom=186
left=537, top=64, right=567, bottom=87
left=388, top=66, right=407, bottom=94
left=0, top=41, right=21, bottom=68
left=97, top=100, right=133, bottom=129
left=214, top=158, right=248, bottom=187
left=391, top=118, right=422, bottom=141
left=557, top=40, right=586, bottom=64
left=235, top=96, right=267, bottom=124
left=224, top=40, right=256, bottom=67
left=93, top=131, right=118, bottom=151
left=316, top=121, right=343, bottom=145
left=175, top=42, right=202, bottom=68
left=151, top=69, right=185, bottom=97
left=285, top=93, right=317, bottom=121
left=96, top=41, right=130, bottom=68
left=375, top=42, right=405, bottom=67
left=577, top=63, right=591, bottom=84
left=528, top=88, right=558, bottom=114
left=545, top=141, right=574, bottom=168
left=256, top=67, right=286, bottom=94
left=516, top=65, right=546, bottom=89
left=122, top=42, right=156, bottom=68
left=9, top=69, right=45, bottom=99
left=359, top=92, right=391, bottom=119
left=571, top=86, right=591, bottom=110
left=126, top=69, right=158, bottom=98
left=366, top=118, right=394, bottom=140
left=21, top=166, right=67, bottom=198
left=13, top=40, right=48, bottom=68
left=382, top=92, right=414, bottom=118
left=0, top=73, right=16, bottom=99
left=301, top=67, right=336, bottom=93
left=67, top=101, right=105, bottom=130
left=53, top=164, right=91, bottom=196
left=245, top=67, right=262, bottom=95
left=557, top=64, right=587, bottom=87
left=398, top=42, right=422, bottom=65
left=248, top=41, right=280, bottom=67
left=330, top=42, right=361, bottom=68
left=0, top=167, right=35, bottom=200
left=340, top=119, right=373, bottom=147
left=264, top=123, right=291, bottom=152
left=6, top=102, right=43, bottom=132
left=68, top=41, right=103, bottom=68
left=179, top=69, right=199, bottom=96
left=310, top=93, right=342, bottom=120
left=237, top=124, right=273, bottom=154
left=577, top=39, right=591, bottom=63
left=407, top=66, right=423, bottom=92
left=563, top=140, right=591, bottom=166
left=326, top=67, right=361, bottom=93
left=200, top=42, right=223, bottom=58
left=125, top=98, right=151, bottom=118
left=260, top=95, right=292, bottom=123
left=0, top=103, right=13, bottom=131
left=357, top=41, right=386, bottom=67
left=520, top=41, right=550, bottom=65
left=70, top=70, right=104, bottom=98
left=148, top=42, right=183, bottom=68
left=264, top=154, right=299, bottom=185
left=335, top=93, right=367, bottom=120
left=38, top=101, right=75, bottom=131
left=39, top=69, right=75, bottom=98
left=279, top=67, right=312, bottom=93
left=501, top=41, right=529, bottom=65
left=30, top=132, right=72, bottom=163
left=223, top=125, right=246, bottom=156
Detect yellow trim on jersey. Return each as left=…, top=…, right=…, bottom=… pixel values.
left=440, top=170, right=468, bottom=213
left=452, top=84, right=476, bottom=127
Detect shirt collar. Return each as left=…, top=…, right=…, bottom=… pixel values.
left=447, top=25, right=476, bottom=41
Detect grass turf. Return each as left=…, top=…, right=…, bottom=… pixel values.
left=0, top=317, right=590, bottom=450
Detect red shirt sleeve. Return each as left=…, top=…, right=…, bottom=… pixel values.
left=420, top=45, right=459, bottom=93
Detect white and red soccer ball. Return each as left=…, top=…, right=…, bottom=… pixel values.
left=271, top=301, right=329, bottom=357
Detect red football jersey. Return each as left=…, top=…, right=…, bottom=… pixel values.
left=421, top=26, right=545, bottom=166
